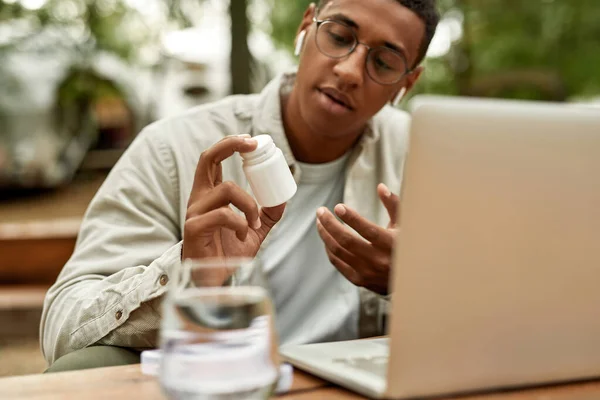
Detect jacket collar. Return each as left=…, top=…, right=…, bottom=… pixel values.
left=251, top=71, right=297, bottom=169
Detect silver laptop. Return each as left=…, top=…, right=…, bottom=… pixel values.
left=280, top=96, right=600, bottom=399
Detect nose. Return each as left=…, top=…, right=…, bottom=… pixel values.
left=332, top=45, right=366, bottom=88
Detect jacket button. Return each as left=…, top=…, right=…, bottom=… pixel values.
left=159, top=274, right=169, bottom=286
left=115, top=310, right=123, bottom=320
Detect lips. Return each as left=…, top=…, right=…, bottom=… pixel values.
left=318, top=87, right=354, bottom=111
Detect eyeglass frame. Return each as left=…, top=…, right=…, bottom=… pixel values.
left=311, top=14, right=414, bottom=86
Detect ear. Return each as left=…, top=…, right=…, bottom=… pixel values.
left=404, top=66, right=424, bottom=93
left=390, top=66, right=424, bottom=106
left=295, top=3, right=317, bottom=41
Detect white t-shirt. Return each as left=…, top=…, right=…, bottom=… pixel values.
left=260, top=154, right=360, bottom=346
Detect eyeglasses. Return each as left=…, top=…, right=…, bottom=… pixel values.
left=312, top=16, right=411, bottom=85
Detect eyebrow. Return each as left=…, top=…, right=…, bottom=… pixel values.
left=324, top=12, right=409, bottom=59
left=327, top=13, right=360, bottom=30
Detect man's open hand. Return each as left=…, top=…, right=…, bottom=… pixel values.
left=316, top=183, right=399, bottom=295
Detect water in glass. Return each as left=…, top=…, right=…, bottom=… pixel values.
left=160, top=258, right=278, bottom=400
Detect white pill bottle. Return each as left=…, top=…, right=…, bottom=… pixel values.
left=240, top=134, right=297, bottom=208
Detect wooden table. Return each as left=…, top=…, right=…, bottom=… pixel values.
left=1, top=364, right=600, bottom=399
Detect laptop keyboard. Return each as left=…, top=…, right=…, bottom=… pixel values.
left=332, top=355, right=389, bottom=377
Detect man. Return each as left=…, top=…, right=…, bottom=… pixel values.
left=41, top=0, right=439, bottom=371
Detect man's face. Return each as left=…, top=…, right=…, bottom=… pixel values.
left=294, top=0, right=425, bottom=139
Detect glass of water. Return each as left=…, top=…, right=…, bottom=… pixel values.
left=160, top=257, right=279, bottom=400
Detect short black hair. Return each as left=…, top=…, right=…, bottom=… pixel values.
left=317, top=0, right=440, bottom=66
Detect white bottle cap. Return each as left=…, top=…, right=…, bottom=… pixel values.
left=239, top=135, right=277, bottom=165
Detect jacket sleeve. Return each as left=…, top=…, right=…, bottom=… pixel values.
left=40, top=125, right=183, bottom=365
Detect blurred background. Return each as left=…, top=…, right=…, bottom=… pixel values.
left=0, top=0, right=599, bottom=376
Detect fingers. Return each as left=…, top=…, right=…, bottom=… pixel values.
left=316, top=219, right=365, bottom=286
left=255, top=203, right=286, bottom=241
left=333, top=204, right=394, bottom=249
left=377, top=183, right=400, bottom=227
left=317, top=207, right=393, bottom=295
left=187, top=181, right=261, bottom=230
left=325, top=248, right=363, bottom=287
left=317, top=207, right=381, bottom=259
left=192, top=135, right=258, bottom=193
left=184, top=208, right=249, bottom=242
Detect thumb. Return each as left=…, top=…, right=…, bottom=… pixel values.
left=377, top=183, right=400, bottom=227
left=254, top=203, right=286, bottom=242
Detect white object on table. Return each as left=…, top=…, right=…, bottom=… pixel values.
left=141, top=349, right=294, bottom=394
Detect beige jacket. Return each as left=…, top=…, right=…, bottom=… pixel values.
left=40, top=72, right=411, bottom=364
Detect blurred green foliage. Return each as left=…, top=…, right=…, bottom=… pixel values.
left=0, top=0, right=198, bottom=62
left=267, top=0, right=600, bottom=102
left=0, top=0, right=202, bottom=134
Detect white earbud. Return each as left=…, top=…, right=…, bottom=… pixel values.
left=294, top=30, right=307, bottom=57
left=392, top=87, right=407, bottom=107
